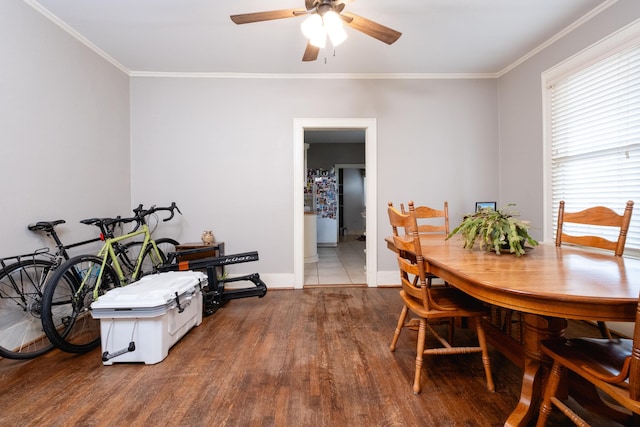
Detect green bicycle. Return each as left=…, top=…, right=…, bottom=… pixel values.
left=40, top=203, right=181, bottom=354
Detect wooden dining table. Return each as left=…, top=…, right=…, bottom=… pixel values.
left=385, top=234, right=640, bottom=426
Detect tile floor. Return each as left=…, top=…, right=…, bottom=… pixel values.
left=304, top=235, right=366, bottom=285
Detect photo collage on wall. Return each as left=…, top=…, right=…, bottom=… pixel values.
left=306, top=168, right=337, bottom=219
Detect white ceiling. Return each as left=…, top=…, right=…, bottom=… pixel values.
left=28, top=0, right=609, bottom=76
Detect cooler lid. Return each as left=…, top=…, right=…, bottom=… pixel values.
left=91, top=271, right=206, bottom=310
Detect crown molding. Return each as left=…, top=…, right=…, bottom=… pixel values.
left=27, top=0, right=618, bottom=81
left=497, top=0, right=617, bottom=77
left=128, top=71, right=498, bottom=79
left=26, top=0, right=129, bottom=75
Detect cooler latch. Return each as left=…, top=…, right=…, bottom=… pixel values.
left=173, top=289, right=197, bottom=313
left=174, top=291, right=185, bottom=313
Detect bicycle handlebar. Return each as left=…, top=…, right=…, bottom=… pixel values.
left=132, top=202, right=181, bottom=223
left=79, top=203, right=181, bottom=236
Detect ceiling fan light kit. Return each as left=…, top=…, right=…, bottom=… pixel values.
left=324, top=11, right=348, bottom=46
left=230, top=0, right=402, bottom=62
left=301, top=10, right=347, bottom=48
left=301, top=14, right=326, bottom=48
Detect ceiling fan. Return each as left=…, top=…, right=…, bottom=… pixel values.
left=230, top=0, right=402, bottom=62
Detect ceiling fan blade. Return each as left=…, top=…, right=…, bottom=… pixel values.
left=230, top=9, right=305, bottom=25
left=302, top=41, right=320, bottom=62
left=341, top=12, right=401, bottom=45
left=305, top=0, right=317, bottom=10
left=338, top=13, right=353, bottom=24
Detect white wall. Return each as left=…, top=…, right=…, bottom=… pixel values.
left=0, top=1, right=131, bottom=257
left=497, top=0, right=640, bottom=337
left=7, top=0, right=633, bottom=289
left=497, top=0, right=640, bottom=242
left=10, top=0, right=633, bottom=289
left=130, top=77, right=499, bottom=282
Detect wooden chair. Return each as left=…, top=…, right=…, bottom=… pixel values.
left=400, top=201, right=450, bottom=236
left=536, top=298, right=640, bottom=426
left=392, top=201, right=454, bottom=340
left=387, top=201, right=494, bottom=394
left=397, top=201, right=449, bottom=285
left=556, top=200, right=634, bottom=339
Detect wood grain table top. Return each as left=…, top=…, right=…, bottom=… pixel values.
left=386, top=235, right=640, bottom=321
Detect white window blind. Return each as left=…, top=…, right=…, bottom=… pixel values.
left=549, top=40, right=640, bottom=254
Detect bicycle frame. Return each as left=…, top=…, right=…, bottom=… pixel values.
left=71, top=224, right=163, bottom=300
left=29, top=220, right=102, bottom=266
left=54, top=236, right=102, bottom=264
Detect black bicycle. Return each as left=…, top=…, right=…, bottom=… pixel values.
left=0, top=221, right=102, bottom=359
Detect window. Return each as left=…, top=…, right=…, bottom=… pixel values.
left=543, top=22, right=640, bottom=255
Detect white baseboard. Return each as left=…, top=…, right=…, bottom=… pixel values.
left=226, top=271, right=443, bottom=288
left=377, top=271, right=400, bottom=287
left=225, top=273, right=295, bottom=289
left=228, top=271, right=465, bottom=289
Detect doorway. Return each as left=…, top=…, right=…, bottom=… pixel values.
left=293, top=118, right=377, bottom=289
left=336, top=164, right=366, bottom=242
left=305, top=152, right=366, bottom=285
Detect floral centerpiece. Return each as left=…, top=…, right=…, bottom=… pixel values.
left=447, top=204, right=538, bottom=256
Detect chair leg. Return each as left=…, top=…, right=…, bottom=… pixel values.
left=473, top=316, right=494, bottom=392
left=413, top=319, right=427, bottom=394
left=501, top=309, right=524, bottom=343
left=597, top=321, right=613, bottom=339
left=517, top=311, right=524, bottom=344
left=503, top=309, right=513, bottom=332
left=390, top=305, right=409, bottom=352
left=536, top=361, right=564, bottom=427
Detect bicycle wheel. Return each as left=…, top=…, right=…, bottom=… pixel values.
left=0, top=259, right=55, bottom=359
left=125, top=238, right=179, bottom=279
left=135, top=244, right=167, bottom=280
left=41, top=255, right=119, bottom=353
left=155, top=238, right=179, bottom=259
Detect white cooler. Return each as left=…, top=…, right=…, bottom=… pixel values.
left=91, top=271, right=206, bottom=365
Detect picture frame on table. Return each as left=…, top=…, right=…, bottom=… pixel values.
left=475, top=201, right=497, bottom=212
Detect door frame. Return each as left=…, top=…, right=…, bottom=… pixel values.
left=293, top=118, right=377, bottom=289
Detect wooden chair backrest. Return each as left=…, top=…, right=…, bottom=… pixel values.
left=400, top=202, right=450, bottom=235
left=387, top=201, right=406, bottom=238
left=629, top=295, right=640, bottom=400
left=387, top=201, right=432, bottom=309
left=555, top=200, right=634, bottom=256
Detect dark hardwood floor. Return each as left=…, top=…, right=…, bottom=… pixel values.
left=0, top=287, right=608, bottom=426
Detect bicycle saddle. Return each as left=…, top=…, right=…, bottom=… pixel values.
left=80, top=217, right=130, bottom=227
left=28, top=220, right=66, bottom=232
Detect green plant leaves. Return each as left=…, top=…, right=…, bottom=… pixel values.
left=446, top=205, right=538, bottom=257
